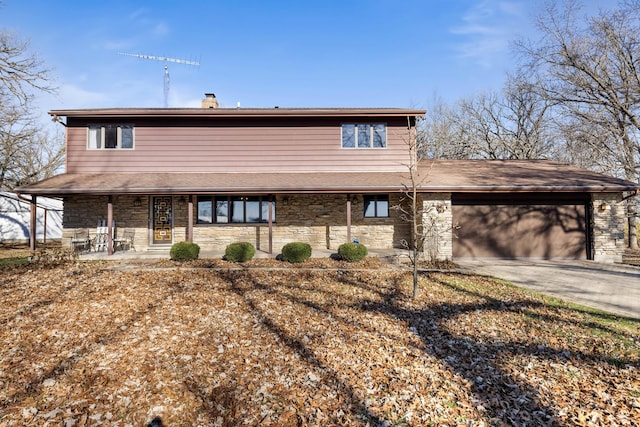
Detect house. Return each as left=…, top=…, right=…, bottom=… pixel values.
left=0, top=192, right=62, bottom=243
left=16, top=94, right=639, bottom=262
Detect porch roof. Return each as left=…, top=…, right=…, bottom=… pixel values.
left=16, top=160, right=639, bottom=196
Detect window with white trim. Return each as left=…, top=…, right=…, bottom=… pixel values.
left=197, top=196, right=275, bottom=224
left=341, top=124, right=386, bottom=148
left=87, top=124, right=134, bottom=149
left=363, top=195, right=389, bottom=218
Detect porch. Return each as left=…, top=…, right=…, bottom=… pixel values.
left=59, top=193, right=417, bottom=258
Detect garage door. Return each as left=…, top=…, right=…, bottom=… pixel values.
left=452, top=193, right=590, bottom=260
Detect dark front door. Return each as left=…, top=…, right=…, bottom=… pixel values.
left=152, top=196, right=173, bottom=244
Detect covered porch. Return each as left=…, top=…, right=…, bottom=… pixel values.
left=17, top=171, right=414, bottom=257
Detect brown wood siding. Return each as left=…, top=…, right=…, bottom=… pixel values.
left=452, top=204, right=587, bottom=260
left=65, top=117, right=411, bottom=173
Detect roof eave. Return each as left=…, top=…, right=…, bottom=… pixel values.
left=17, top=184, right=637, bottom=197
left=48, top=108, right=427, bottom=119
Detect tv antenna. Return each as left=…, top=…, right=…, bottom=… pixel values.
left=119, top=53, right=200, bottom=107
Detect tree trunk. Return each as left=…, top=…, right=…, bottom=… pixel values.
left=629, top=201, right=639, bottom=249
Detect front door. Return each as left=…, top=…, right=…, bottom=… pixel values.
left=152, top=196, right=173, bottom=244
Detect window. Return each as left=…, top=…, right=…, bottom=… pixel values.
left=197, top=196, right=275, bottom=224
left=87, top=124, right=134, bottom=149
left=341, top=124, right=386, bottom=148
left=364, top=195, right=389, bottom=218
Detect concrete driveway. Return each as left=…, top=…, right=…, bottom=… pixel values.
left=456, top=260, right=640, bottom=319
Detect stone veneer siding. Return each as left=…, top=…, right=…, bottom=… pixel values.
left=421, top=193, right=453, bottom=261
left=62, top=195, right=149, bottom=251
left=62, top=192, right=626, bottom=262
left=591, top=193, right=626, bottom=263
left=187, top=194, right=410, bottom=252
left=61, top=194, right=413, bottom=253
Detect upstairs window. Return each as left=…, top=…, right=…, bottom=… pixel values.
left=197, top=196, right=275, bottom=224
left=87, top=124, right=134, bottom=149
left=341, top=124, right=386, bottom=148
left=364, top=195, right=389, bottom=218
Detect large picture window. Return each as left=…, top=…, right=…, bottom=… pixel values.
left=197, top=196, right=275, bottom=224
left=341, top=124, right=386, bottom=148
left=363, top=195, right=389, bottom=218
left=88, top=124, right=134, bottom=149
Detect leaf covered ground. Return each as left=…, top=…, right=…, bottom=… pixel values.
left=0, top=260, right=638, bottom=426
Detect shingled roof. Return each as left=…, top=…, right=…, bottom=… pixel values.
left=16, top=160, right=639, bottom=196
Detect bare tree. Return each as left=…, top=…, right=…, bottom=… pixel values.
left=395, top=120, right=424, bottom=298
left=395, top=119, right=452, bottom=298
left=419, top=95, right=476, bottom=159
left=0, top=30, right=51, bottom=105
left=421, top=74, right=560, bottom=163
left=516, top=0, right=640, bottom=248
left=456, top=75, right=558, bottom=160
left=0, top=27, right=60, bottom=191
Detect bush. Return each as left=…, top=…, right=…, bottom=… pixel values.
left=337, top=242, right=368, bottom=262
left=281, top=242, right=312, bottom=263
left=224, top=242, right=256, bottom=262
left=170, top=241, right=200, bottom=261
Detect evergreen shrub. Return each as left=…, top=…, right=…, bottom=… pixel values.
left=224, top=242, right=256, bottom=262
left=170, top=241, right=200, bottom=261
left=281, top=242, right=312, bottom=263
left=337, top=242, right=368, bottom=262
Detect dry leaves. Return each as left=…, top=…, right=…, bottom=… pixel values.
left=0, top=261, right=638, bottom=426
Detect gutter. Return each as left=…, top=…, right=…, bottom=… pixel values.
left=17, top=185, right=639, bottom=197
left=14, top=192, right=64, bottom=209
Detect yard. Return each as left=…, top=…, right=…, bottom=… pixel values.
left=0, top=256, right=638, bottom=426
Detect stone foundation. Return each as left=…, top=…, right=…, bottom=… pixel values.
left=59, top=192, right=629, bottom=262
left=61, top=194, right=412, bottom=253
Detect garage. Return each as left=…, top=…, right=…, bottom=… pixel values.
left=452, top=193, right=591, bottom=260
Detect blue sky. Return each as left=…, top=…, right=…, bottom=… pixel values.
left=2, top=0, right=611, bottom=119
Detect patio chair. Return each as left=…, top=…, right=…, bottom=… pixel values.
left=114, top=228, right=136, bottom=252
left=70, top=228, right=91, bottom=252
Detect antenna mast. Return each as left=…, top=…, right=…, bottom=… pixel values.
left=119, top=53, right=200, bottom=107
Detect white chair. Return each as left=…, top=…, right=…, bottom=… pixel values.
left=92, top=220, right=115, bottom=252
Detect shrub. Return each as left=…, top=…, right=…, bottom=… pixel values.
left=281, top=242, right=312, bottom=263
left=338, top=242, right=368, bottom=262
left=170, top=241, right=200, bottom=261
left=224, top=242, right=256, bottom=262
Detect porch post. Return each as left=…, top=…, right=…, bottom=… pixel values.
left=346, top=194, right=352, bottom=243
left=29, top=196, right=37, bottom=252
left=268, top=195, right=273, bottom=254
left=107, top=195, right=113, bottom=255
left=187, top=195, right=194, bottom=243
left=43, top=208, right=48, bottom=244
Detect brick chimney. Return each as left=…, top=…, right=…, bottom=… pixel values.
left=202, top=93, right=219, bottom=109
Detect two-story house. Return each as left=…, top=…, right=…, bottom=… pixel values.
left=17, top=94, right=639, bottom=262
